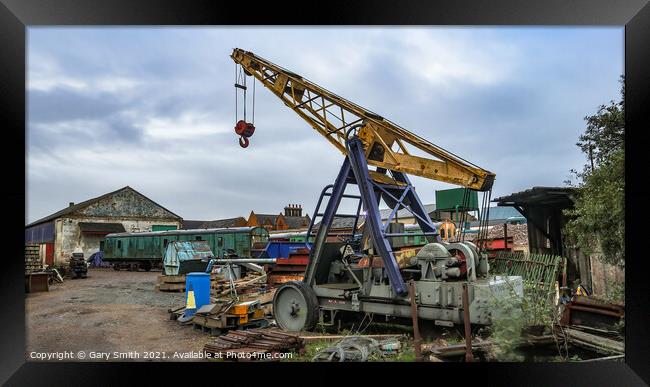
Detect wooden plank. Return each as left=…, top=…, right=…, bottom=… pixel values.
left=564, top=328, right=624, bottom=355
left=299, top=334, right=406, bottom=342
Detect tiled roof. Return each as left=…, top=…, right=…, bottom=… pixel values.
left=379, top=203, right=437, bottom=220
left=255, top=214, right=280, bottom=225
left=202, top=217, right=247, bottom=228
left=181, top=220, right=208, bottom=229
left=284, top=215, right=311, bottom=229
left=26, top=186, right=181, bottom=227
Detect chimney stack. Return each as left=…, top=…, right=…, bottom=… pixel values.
left=284, top=204, right=303, bottom=217
left=69, top=202, right=75, bottom=207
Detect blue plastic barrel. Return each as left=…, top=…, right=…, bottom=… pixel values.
left=184, top=272, right=211, bottom=316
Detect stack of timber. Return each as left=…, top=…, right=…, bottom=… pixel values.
left=203, top=329, right=305, bottom=361
left=211, top=272, right=268, bottom=297
left=25, top=244, right=43, bottom=274
left=156, top=273, right=218, bottom=292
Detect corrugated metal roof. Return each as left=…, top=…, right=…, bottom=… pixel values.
left=484, top=206, right=524, bottom=221
left=493, top=186, right=576, bottom=207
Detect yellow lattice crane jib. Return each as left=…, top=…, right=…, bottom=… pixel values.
left=230, top=48, right=496, bottom=192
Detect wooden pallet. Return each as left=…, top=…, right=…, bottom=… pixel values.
left=192, top=314, right=269, bottom=335
left=25, top=244, right=43, bottom=274
left=176, top=297, right=269, bottom=335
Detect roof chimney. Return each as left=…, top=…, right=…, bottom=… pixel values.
left=69, top=202, right=75, bottom=207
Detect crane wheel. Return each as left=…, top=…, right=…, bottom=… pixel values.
left=272, top=281, right=319, bottom=332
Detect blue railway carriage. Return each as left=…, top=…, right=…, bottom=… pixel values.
left=102, top=226, right=269, bottom=271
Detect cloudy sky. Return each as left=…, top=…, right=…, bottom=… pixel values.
left=26, top=27, right=623, bottom=224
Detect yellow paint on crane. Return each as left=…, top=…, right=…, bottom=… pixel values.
left=230, top=48, right=496, bottom=192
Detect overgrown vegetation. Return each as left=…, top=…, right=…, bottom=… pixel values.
left=602, top=278, right=625, bottom=305
left=484, top=279, right=562, bottom=361
left=564, top=76, right=625, bottom=268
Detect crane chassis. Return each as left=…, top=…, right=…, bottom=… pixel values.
left=230, top=49, right=523, bottom=331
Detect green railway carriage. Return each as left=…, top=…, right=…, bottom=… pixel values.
left=102, top=227, right=269, bottom=270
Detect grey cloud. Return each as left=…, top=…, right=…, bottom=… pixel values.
left=29, top=89, right=124, bottom=123
left=26, top=28, right=623, bottom=223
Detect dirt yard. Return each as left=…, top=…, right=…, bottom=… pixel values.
left=26, top=268, right=212, bottom=361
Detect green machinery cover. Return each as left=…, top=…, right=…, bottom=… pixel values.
left=435, top=188, right=479, bottom=211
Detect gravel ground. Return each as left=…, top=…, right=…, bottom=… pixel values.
left=25, top=268, right=212, bottom=362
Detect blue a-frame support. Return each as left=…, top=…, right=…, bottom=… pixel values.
left=303, top=136, right=439, bottom=297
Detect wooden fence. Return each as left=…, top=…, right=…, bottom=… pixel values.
left=490, top=251, right=563, bottom=301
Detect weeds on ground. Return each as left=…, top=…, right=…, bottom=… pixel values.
left=485, top=291, right=526, bottom=361
left=284, top=339, right=333, bottom=362
left=393, top=344, right=416, bottom=362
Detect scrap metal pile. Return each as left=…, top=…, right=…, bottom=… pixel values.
left=203, top=329, right=305, bottom=361
left=312, top=336, right=403, bottom=362
left=464, top=224, right=529, bottom=245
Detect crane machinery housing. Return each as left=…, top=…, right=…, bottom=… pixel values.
left=230, top=48, right=523, bottom=332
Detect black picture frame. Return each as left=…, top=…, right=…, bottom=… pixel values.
left=2, top=0, right=648, bottom=385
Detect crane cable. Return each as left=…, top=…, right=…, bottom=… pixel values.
left=234, top=64, right=256, bottom=148
left=476, top=189, right=492, bottom=254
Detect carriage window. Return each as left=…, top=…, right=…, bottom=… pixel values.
left=217, top=237, right=223, bottom=247
left=163, top=239, right=168, bottom=248
left=195, top=236, right=202, bottom=241
left=117, top=240, right=122, bottom=249
left=440, top=229, right=445, bottom=238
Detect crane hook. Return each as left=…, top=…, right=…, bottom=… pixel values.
left=239, top=136, right=249, bottom=148
left=235, top=120, right=255, bottom=148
